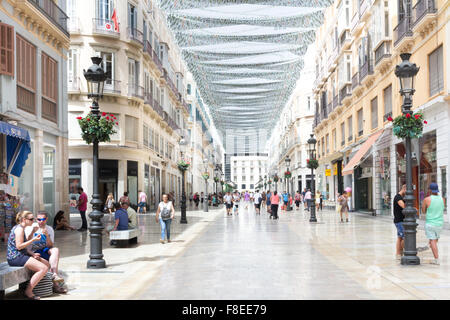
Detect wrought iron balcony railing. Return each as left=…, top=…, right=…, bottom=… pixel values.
left=352, top=72, right=360, bottom=90
left=394, top=17, right=413, bottom=47
left=104, top=79, right=121, bottom=94
left=143, top=40, right=153, bottom=57
left=128, top=83, right=144, bottom=99
left=92, top=18, right=119, bottom=36
left=359, top=59, right=373, bottom=82
left=375, top=40, right=392, bottom=66
left=127, top=27, right=144, bottom=45
left=413, top=0, right=436, bottom=26
left=28, top=0, right=68, bottom=35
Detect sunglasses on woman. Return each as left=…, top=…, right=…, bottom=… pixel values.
left=25, top=217, right=35, bottom=221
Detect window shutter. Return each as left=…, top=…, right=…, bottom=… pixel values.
left=0, top=23, right=14, bottom=77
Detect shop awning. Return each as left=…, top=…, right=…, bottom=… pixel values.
left=342, top=130, right=384, bottom=176
left=0, top=121, right=31, bottom=177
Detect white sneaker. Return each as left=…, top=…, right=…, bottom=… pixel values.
left=430, top=259, right=440, bottom=265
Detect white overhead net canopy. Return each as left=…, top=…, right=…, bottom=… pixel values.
left=158, top=0, right=332, bottom=153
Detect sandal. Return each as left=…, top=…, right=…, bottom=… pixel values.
left=25, top=294, right=40, bottom=300
left=53, top=285, right=68, bottom=294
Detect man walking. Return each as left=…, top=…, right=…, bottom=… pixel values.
left=422, top=183, right=445, bottom=265
left=393, top=184, right=406, bottom=260
left=77, top=187, right=88, bottom=231
left=304, top=188, right=312, bottom=211
left=302, top=188, right=307, bottom=210
left=137, top=190, right=147, bottom=213
left=224, top=192, right=233, bottom=216
left=282, top=191, right=289, bottom=212
left=232, top=191, right=240, bottom=215
left=254, top=190, right=262, bottom=215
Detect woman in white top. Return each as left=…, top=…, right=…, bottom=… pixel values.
left=155, top=194, right=175, bottom=244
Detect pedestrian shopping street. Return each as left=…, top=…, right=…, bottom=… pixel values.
left=3, top=205, right=450, bottom=300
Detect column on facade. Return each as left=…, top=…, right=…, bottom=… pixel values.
left=34, top=129, right=44, bottom=212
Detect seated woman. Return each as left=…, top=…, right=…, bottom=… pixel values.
left=7, top=211, right=50, bottom=300
left=53, top=211, right=75, bottom=231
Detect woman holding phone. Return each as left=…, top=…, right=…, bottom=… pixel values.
left=6, top=211, right=50, bottom=300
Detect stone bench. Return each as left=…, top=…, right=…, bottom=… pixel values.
left=0, top=262, right=32, bottom=299
left=109, top=228, right=139, bottom=247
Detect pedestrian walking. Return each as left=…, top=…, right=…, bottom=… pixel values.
left=224, top=192, right=233, bottom=216
left=156, top=194, right=175, bottom=244
left=338, top=191, right=349, bottom=223
left=302, top=188, right=307, bottom=210
left=315, top=191, right=321, bottom=211
left=422, top=183, right=445, bottom=265
left=76, top=187, right=88, bottom=231
left=244, top=191, right=250, bottom=209
left=137, top=190, right=147, bottom=213
left=105, top=193, right=115, bottom=214
left=266, top=190, right=272, bottom=215
left=393, top=185, right=406, bottom=260
left=261, top=192, right=266, bottom=210
left=232, top=191, right=240, bottom=215
left=304, top=189, right=312, bottom=211
left=294, top=191, right=301, bottom=210
left=254, top=190, right=262, bottom=215
left=270, top=191, right=280, bottom=220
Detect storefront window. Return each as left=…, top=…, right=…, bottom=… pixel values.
left=396, top=131, right=438, bottom=215
left=379, top=148, right=391, bottom=215
left=127, top=161, right=138, bottom=205
left=43, top=146, right=55, bottom=219
left=68, top=159, right=81, bottom=213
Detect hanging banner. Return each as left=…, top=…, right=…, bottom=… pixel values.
left=325, top=169, right=331, bottom=177
left=333, top=163, right=338, bottom=176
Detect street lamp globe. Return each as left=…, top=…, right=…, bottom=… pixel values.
left=83, top=57, right=107, bottom=100
left=285, top=155, right=291, bottom=167
left=307, top=134, right=317, bottom=156
left=395, top=53, right=419, bottom=102
left=179, top=137, right=187, bottom=155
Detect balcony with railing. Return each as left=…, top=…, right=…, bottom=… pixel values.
left=352, top=72, right=360, bottom=90
left=327, top=46, right=338, bottom=72
left=68, top=77, right=80, bottom=92
left=339, top=30, right=351, bottom=51
left=359, top=59, right=374, bottom=83
left=394, top=17, right=413, bottom=47
left=128, top=83, right=144, bottom=100
left=374, top=40, right=392, bottom=70
left=127, top=27, right=144, bottom=45
left=27, top=0, right=69, bottom=36
left=17, top=85, right=36, bottom=114
left=412, top=0, right=437, bottom=30
left=339, top=84, right=352, bottom=104
left=163, top=69, right=180, bottom=98
left=332, top=95, right=339, bottom=110
left=152, top=50, right=164, bottom=73
left=104, top=79, right=121, bottom=95
left=68, top=17, right=80, bottom=34
left=358, top=0, right=369, bottom=19
left=143, top=40, right=153, bottom=58
left=92, top=18, right=120, bottom=37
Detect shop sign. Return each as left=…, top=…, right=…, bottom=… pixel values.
left=325, top=169, right=331, bottom=176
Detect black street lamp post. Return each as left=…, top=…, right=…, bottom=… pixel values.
left=84, top=57, right=107, bottom=269
left=285, top=156, right=292, bottom=211
left=395, top=53, right=420, bottom=265
left=179, top=137, right=188, bottom=224
left=308, top=134, right=317, bottom=223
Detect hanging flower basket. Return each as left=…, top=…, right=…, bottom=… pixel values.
left=220, top=180, right=224, bottom=185
left=177, top=159, right=190, bottom=171
left=214, top=177, right=219, bottom=183
left=389, top=111, right=426, bottom=140
left=77, top=112, right=118, bottom=144
left=273, top=176, right=279, bottom=182
left=202, top=173, right=209, bottom=180
left=268, top=180, right=272, bottom=185
left=307, top=159, right=319, bottom=169
left=284, top=171, right=292, bottom=179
